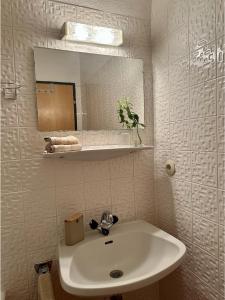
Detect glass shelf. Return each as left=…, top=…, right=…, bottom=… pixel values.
left=43, top=144, right=153, bottom=161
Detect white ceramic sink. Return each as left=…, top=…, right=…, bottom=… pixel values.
left=59, top=220, right=186, bottom=297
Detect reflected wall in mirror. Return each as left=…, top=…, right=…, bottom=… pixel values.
left=34, top=47, right=144, bottom=131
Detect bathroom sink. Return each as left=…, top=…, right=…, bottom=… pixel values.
left=58, top=220, right=186, bottom=297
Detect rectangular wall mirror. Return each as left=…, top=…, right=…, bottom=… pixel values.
left=34, top=47, right=145, bottom=131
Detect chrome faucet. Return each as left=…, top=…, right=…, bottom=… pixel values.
left=89, top=210, right=119, bottom=236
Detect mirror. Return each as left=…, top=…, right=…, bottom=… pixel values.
left=34, top=47, right=144, bottom=131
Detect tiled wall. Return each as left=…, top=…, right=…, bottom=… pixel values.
left=151, top=0, right=225, bottom=299
left=1, top=0, right=157, bottom=299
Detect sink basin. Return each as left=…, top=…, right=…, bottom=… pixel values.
left=59, top=220, right=186, bottom=297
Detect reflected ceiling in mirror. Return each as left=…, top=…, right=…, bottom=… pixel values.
left=34, top=47, right=144, bottom=131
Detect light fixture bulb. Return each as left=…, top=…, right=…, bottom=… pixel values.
left=74, top=24, right=89, bottom=41
left=94, top=28, right=114, bottom=45
left=62, top=22, right=123, bottom=46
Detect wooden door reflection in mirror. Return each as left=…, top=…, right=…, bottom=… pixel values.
left=36, top=81, right=77, bottom=131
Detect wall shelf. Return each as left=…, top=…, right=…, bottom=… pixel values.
left=43, top=144, right=153, bottom=161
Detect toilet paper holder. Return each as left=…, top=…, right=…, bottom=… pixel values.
left=1, top=82, right=22, bottom=100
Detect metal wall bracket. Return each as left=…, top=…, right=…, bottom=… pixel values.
left=1, top=82, right=22, bottom=100
left=34, top=260, right=53, bottom=274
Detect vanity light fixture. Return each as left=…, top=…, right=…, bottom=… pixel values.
left=61, top=22, right=123, bottom=46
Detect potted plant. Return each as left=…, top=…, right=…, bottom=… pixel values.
left=117, top=98, right=145, bottom=145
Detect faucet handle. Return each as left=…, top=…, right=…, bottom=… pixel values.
left=89, top=219, right=99, bottom=230
left=112, top=215, right=119, bottom=224
left=100, top=228, right=109, bottom=236
left=89, top=213, right=119, bottom=235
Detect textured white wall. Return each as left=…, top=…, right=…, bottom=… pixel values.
left=56, top=0, right=152, bottom=20
left=151, top=0, right=225, bottom=299
left=1, top=0, right=156, bottom=299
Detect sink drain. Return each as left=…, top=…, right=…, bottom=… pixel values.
left=110, top=270, right=123, bottom=279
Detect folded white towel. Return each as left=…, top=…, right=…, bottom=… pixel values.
left=44, top=136, right=79, bottom=145
left=45, top=143, right=82, bottom=153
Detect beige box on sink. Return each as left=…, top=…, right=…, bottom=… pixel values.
left=64, top=212, right=84, bottom=246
